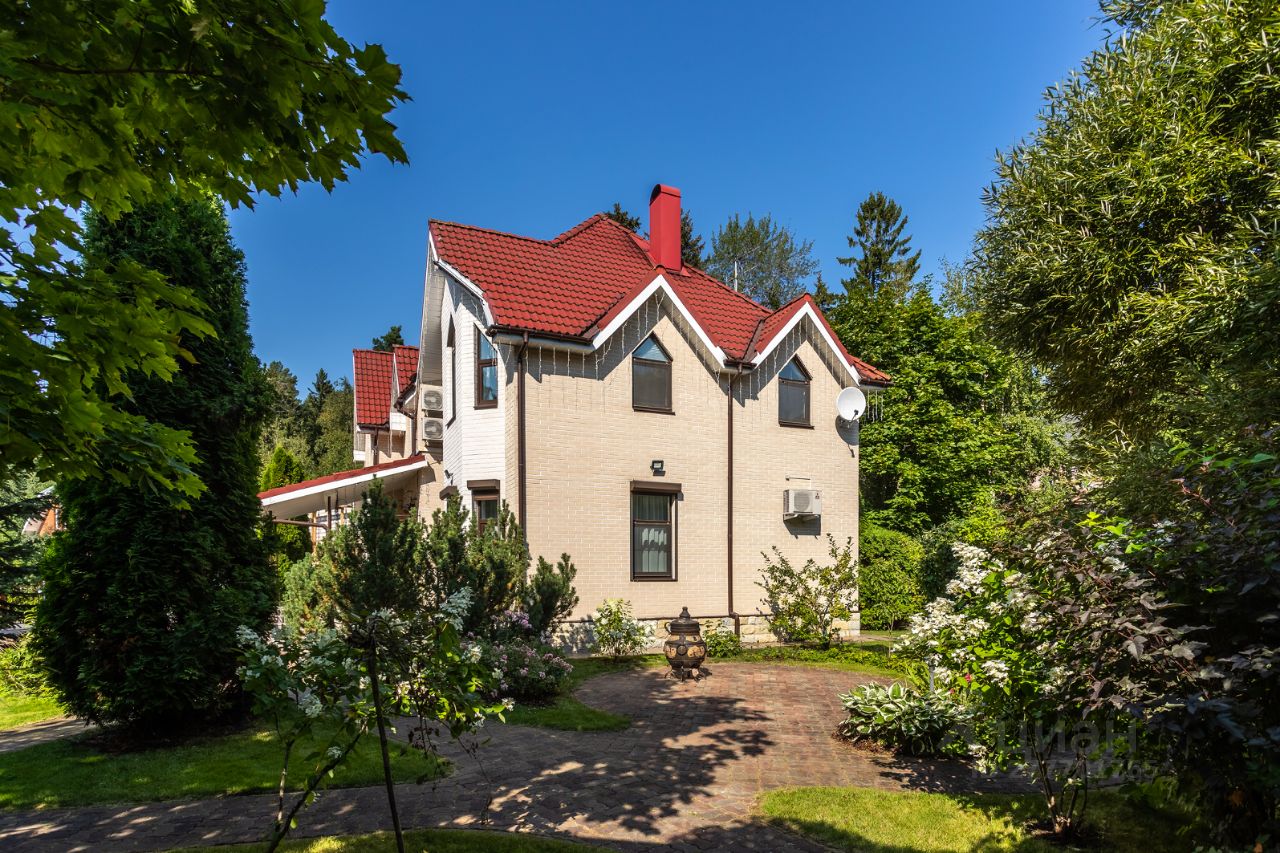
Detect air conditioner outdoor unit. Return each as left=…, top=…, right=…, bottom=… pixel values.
left=784, top=488, right=821, bottom=519
left=421, top=386, right=444, bottom=412
left=422, top=417, right=444, bottom=442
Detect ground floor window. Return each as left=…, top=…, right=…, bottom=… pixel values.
left=631, top=486, right=677, bottom=580
left=472, top=486, right=500, bottom=533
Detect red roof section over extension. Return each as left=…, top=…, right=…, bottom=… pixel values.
left=393, top=345, right=419, bottom=397
left=353, top=349, right=394, bottom=427
left=258, top=454, right=426, bottom=501
left=431, top=214, right=887, bottom=384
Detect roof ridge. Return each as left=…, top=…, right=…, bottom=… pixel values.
left=551, top=213, right=611, bottom=244
left=430, top=218, right=553, bottom=246
left=353, top=347, right=394, bottom=356
left=688, top=266, right=771, bottom=316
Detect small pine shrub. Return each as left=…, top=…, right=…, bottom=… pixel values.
left=837, top=682, right=969, bottom=756
left=520, top=554, right=579, bottom=638
left=591, top=599, right=652, bottom=660
left=280, top=555, right=337, bottom=633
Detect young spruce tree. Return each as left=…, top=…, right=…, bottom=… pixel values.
left=35, top=195, right=274, bottom=732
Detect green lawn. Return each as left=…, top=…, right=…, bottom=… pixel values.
left=760, top=786, right=1203, bottom=853
left=710, top=641, right=915, bottom=680
left=0, top=723, right=445, bottom=810
left=501, top=656, right=665, bottom=732
left=0, top=692, right=65, bottom=730
left=174, top=828, right=609, bottom=852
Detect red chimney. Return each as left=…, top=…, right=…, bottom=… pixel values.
left=648, top=184, right=682, bottom=271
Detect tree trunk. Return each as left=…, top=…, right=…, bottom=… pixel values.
left=368, top=643, right=405, bottom=853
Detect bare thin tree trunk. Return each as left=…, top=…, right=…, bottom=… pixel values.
left=368, top=643, right=405, bottom=853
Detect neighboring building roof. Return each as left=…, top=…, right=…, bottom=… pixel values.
left=353, top=345, right=421, bottom=428
left=430, top=214, right=888, bottom=385
left=258, top=453, right=427, bottom=501
left=353, top=348, right=394, bottom=427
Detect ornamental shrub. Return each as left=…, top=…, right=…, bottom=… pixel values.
left=483, top=638, right=573, bottom=702
left=702, top=621, right=742, bottom=658
left=591, top=599, right=651, bottom=660
left=0, top=636, right=54, bottom=698
left=520, top=553, right=578, bottom=638
left=280, top=555, right=337, bottom=635
left=421, top=498, right=526, bottom=635
left=857, top=524, right=924, bottom=629
left=837, top=682, right=969, bottom=757
left=758, top=535, right=857, bottom=648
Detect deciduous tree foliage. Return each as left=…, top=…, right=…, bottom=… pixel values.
left=34, top=196, right=275, bottom=732
left=706, top=213, right=818, bottom=309
left=975, top=0, right=1280, bottom=436
left=0, top=0, right=407, bottom=495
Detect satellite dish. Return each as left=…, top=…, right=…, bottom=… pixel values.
left=836, top=387, right=867, bottom=423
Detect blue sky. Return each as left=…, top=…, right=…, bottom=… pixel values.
left=232, top=0, right=1105, bottom=387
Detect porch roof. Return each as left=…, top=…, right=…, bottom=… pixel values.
left=259, top=454, right=428, bottom=519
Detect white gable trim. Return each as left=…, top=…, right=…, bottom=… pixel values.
left=589, top=274, right=729, bottom=367
left=751, top=302, right=862, bottom=386
left=260, top=457, right=431, bottom=510
left=429, top=234, right=495, bottom=328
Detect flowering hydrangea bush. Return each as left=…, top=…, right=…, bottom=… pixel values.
left=895, top=534, right=1197, bottom=838
left=482, top=638, right=573, bottom=702
left=591, top=598, right=652, bottom=661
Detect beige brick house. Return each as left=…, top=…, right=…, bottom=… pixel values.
left=262, top=185, right=888, bottom=640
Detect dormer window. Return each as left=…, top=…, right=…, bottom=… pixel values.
left=632, top=335, right=672, bottom=413
left=475, top=329, right=497, bottom=408
left=779, top=358, right=811, bottom=427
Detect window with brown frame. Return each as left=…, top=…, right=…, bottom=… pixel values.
left=474, top=328, right=497, bottom=408
left=631, top=335, right=672, bottom=412
left=631, top=488, right=676, bottom=580
left=778, top=358, right=811, bottom=426
left=473, top=491, right=499, bottom=533
left=446, top=320, right=457, bottom=425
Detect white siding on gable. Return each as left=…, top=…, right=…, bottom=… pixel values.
left=441, top=278, right=508, bottom=513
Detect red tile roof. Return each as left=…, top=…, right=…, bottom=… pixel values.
left=392, top=345, right=419, bottom=397
left=353, top=349, right=394, bottom=427
left=258, top=454, right=426, bottom=501
left=355, top=346, right=424, bottom=428
left=431, top=214, right=888, bottom=385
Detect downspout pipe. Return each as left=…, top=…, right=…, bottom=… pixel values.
left=727, top=364, right=745, bottom=636
left=517, top=332, right=529, bottom=535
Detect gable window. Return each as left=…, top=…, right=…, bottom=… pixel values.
left=447, top=320, right=457, bottom=425
left=778, top=358, right=811, bottom=427
left=632, top=335, right=672, bottom=412
left=631, top=485, right=678, bottom=580
left=475, top=329, right=497, bottom=408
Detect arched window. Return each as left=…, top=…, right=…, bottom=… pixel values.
left=632, top=335, right=672, bottom=412
left=778, top=358, right=811, bottom=426
left=446, top=320, right=456, bottom=424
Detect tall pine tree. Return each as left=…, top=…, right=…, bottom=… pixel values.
left=838, top=191, right=921, bottom=301
left=35, top=195, right=274, bottom=732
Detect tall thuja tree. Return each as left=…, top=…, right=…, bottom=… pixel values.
left=35, top=195, right=274, bottom=732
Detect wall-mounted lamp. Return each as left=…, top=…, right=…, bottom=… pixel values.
left=651, top=460, right=665, bottom=476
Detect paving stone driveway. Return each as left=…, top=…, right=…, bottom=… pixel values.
left=0, top=663, right=1012, bottom=852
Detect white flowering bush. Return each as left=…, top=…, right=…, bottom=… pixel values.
left=591, top=598, right=652, bottom=661
left=758, top=535, right=857, bottom=648
left=895, top=532, right=1197, bottom=839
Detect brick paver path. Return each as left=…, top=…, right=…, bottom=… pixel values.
left=0, top=717, right=93, bottom=755
left=0, top=663, right=1017, bottom=851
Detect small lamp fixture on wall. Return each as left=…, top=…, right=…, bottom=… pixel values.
left=650, top=459, right=665, bottom=476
